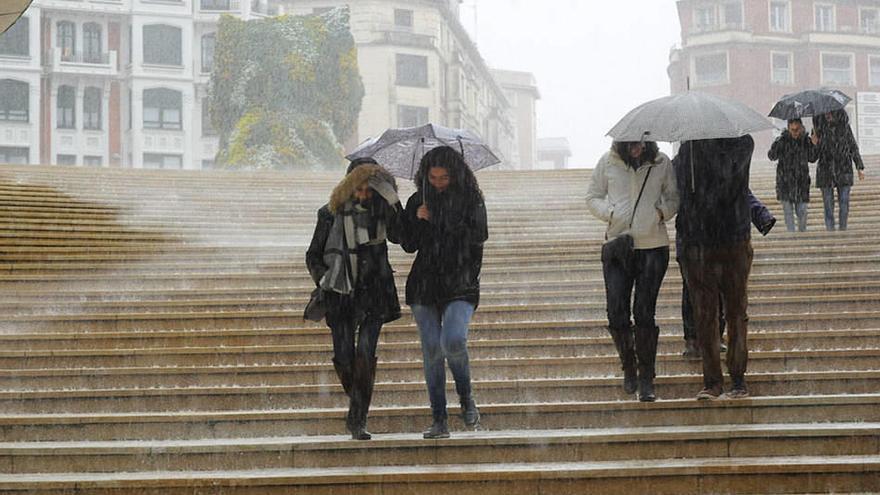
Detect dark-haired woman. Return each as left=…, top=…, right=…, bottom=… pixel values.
left=400, top=145, right=488, bottom=439
left=586, top=141, right=678, bottom=402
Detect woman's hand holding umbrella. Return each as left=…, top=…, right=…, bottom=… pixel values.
left=416, top=205, right=431, bottom=222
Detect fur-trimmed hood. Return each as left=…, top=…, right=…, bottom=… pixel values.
left=329, top=164, right=398, bottom=214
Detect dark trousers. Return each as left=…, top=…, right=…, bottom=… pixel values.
left=679, top=258, right=725, bottom=342
left=602, top=246, right=670, bottom=331
left=680, top=240, right=753, bottom=391
left=326, top=309, right=382, bottom=428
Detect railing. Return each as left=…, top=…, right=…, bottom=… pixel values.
left=52, top=49, right=117, bottom=74
left=200, top=0, right=240, bottom=11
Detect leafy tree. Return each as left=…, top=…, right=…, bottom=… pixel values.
left=210, top=7, right=363, bottom=170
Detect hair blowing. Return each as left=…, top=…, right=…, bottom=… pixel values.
left=414, top=146, right=484, bottom=201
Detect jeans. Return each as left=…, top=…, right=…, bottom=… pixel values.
left=412, top=301, right=475, bottom=420
left=821, top=186, right=851, bottom=231
left=602, top=246, right=670, bottom=331
left=781, top=201, right=808, bottom=232
left=680, top=240, right=753, bottom=391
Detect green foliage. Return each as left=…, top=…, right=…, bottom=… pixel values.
left=210, top=7, right=364, bottom=170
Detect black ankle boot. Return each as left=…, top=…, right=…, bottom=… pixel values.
left=460, top=397, right=480, bottom=429
left=423, top=417, right=450, bottom=439
left=609, top=326, right=638, bottom=394
left=635, top=325, right=660, bottom=402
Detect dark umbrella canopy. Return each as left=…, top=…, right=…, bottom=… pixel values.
left=345, top=123, right=501, bottom=179
left=769, top=88, right=851, bottom=120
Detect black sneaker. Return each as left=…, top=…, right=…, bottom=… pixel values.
left=423, top=419, right=450, bottom=439
left=460, top=398, right=481, bottom=429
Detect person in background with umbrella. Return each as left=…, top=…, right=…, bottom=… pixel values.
left=306, top=158, right=404, bottom=440
left=400, top=145, right=487, bottom=438
left=811, top=110, right=866, bottom=231
left=586, top=140, right=678, bottom=402
left=768, top=118, right=817, bottom=232
left=674, top=135, right=755, bottom=400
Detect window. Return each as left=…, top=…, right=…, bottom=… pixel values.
left=83, top=156, right=103, bottom=167
left=312, top=7, right=333, bottom=14
left=200, top=0, right=231, bottom=9
left=201, top=98, right=215, bottom=136
left=143, top=88, right=182, bottom=130
left=396, top=54, right=428, bottom=87
left=0, top=17, right=29, bottom=57
left=143, top=25, right=182, bottom=66
left=201, top=159, right=215, bottom=169
left=398, top=105, right=428, bottom=128
left=56, top=154, right=77, bottom=166
left=694, top=5, right=717, bottom=32
left=57, top=21, right=76, bottom=61
left=861, top=8, right=879, bottom=33
left=83, top=23, right=102, bottom=63
left=57, top=85, right=76, bottom=129
left=771, top=52, right=793, bottom=85
left=143, top=153, right=183, bottom=169
left=201, top=33, right=215, bottom=73
left=0, top=79, right=29, bottom=122
left=395, top=9, right=414, bottom=28
left=769, top=1, right=790, bottom=32
left=0, top=147, right=28, bottom=164
left=822, top=53, right=854, bottom=86
left=815, top=4, right=835, bottom=32
left=693, top=52, right=728, bottom=86
left=722, top=1, right=743, bottom=29
left=83, top=87, right=102, bottom=130
left=869, top=56, right=880, bottom=86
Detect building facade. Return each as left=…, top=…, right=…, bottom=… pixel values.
left=669, top=0, right=880, bottom=156
left=491, top=68, right=539, bottom=169
left=0, top=0, right=279, bottom=169
left=282, top=0, right=519, bottom=166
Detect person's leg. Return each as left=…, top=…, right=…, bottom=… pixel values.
left=681, top=245, right=724, bottom=398
left=720, top=241, right=754, bottom=398
left=349, top=318, right=383, bottom=439
left=679, top=262, right=700, bottom=359
left=796, top=202, right=809, bottom=232
left=633, top=247, right=669, bottom=402
left=821, top=187, right=836, bottom=231
left=411, top=304, right=449, bottom=437
left=838, top=185, right=852, bottom=231
left=602, top=252, right=637, bottom=394
left=440, top=300, right=479, bottom=427
left=327, top=310, right=355, bottom=398
left=781, top=200, right=795, bottom=232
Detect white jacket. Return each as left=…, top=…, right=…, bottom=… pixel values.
left=586, top=149, right=679, bottom=250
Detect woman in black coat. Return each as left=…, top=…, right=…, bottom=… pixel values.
left=306, top=158, right=402, bottom=440
left=812, top=110, right=866, bottom=231
left=400, top=146, right=488, bottom=439
left=767, top=118, right=817, bottom=232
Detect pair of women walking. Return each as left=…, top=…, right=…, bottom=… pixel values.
left=306, top=146, right=486, bottom=440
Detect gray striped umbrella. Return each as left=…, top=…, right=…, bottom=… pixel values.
left=345, top=123, right=501, bottom=180
left=607, top=91, right=774, bottom=142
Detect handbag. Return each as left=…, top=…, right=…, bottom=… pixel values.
left=303, top=287, right=327, bottom=322
left=602, top=167, right=652, bottom=269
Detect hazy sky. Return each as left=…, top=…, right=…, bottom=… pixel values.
left=460, top=0, right=682, bottom=167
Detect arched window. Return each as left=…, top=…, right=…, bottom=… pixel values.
left=57, top=21, right=76, bottom=61
left=0, top=79, right=29, bottom=122
left=143, top=25, right=182, bottom=66
left=57, top=85, right=76, bottom=129
left=83, top=23, right=102, bottom=63
left=143, top=88, right=182, bottom=130
left=83, top=87, right=102, bottom=130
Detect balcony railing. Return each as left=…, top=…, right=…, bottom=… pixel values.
left=52, top=48, right=118, bottom=74
left=200, top=0, right=240, bottom=11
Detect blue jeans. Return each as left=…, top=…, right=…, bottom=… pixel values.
left=781, top=201, right=808, bottom=232
left=821, top=186, right=851, bottom=231
left=411, top=301, right=475, bottom=421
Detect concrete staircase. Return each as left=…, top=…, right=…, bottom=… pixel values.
left=0, top=165, right=878, bottom=493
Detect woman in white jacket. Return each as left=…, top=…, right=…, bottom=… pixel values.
left=586, top=141, right=679, bottom=402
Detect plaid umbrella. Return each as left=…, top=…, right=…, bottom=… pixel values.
left=607, top=91, right=774, bottom=142
left=769, top=88, right=851, bottom=120
left=345, top=123, right=501, bottom=180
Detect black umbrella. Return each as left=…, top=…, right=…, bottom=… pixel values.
left=769, top=88, right=851, bottom=120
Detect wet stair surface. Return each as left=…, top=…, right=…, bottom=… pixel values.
left=0, top=165, right=878, bottom=494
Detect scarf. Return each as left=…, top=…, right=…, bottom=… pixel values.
left=319, top=200, right=386, bottom=295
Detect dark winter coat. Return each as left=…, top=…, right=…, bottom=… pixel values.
left=768, top=130, right=817, bottom=203
left=673, top=135, right=754, bottom=248
left=306, top=169, right=402, bottom=324
left=812, top=112, right=865, bottom=188
left=400, top=189, right=488, bottom=309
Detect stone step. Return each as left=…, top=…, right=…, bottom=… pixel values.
left=3, top=394, right=877, bottom=442
left=2, top=423, right=878, bottom=474
left=1, top=349, right=876, bottom=391
left=2, top=370, right=878, bottom=414
left=0, top=455, right=876, bottom=494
